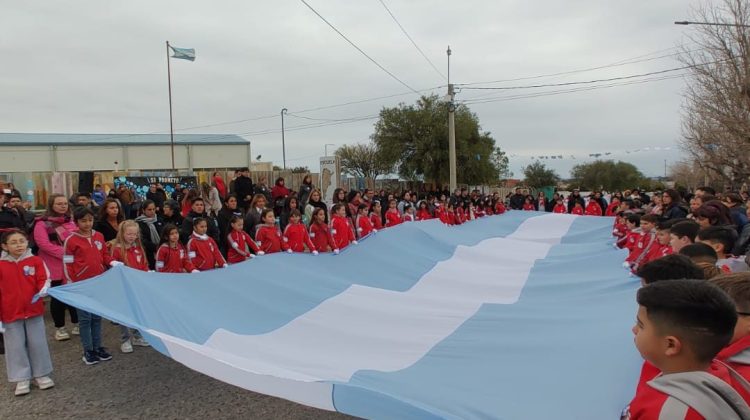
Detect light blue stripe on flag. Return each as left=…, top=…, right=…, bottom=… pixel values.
left=170, top=46, right=195, bottom=61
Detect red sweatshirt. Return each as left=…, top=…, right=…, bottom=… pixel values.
left=330, top=214, right=355, bottom=249
left=156, top=243, right=195, bottom=273
left=110, top=244, right=148, bottom=271
left=416, top=209, right=432, bottom=221
left=310, top=222, right=335, bottom=252
left=718, top=335, right=750, bottom=382
left=256, top=224, right=286, bottom=254
left=355, top=214, right=375, bottom=238
left=585, top=201, right=602, bottom=216
left=0, top=250, right=50, bottom=323
left=63, top=230, right=113, bottom=283
left=627, top=230, right=657, bottom=269
left=522, top=202, right=535, bottom=211
left=283, top=222, right=316, bottom=253
left=402, top=213, right=416, bottom=223
left=385, top=209, right=402, bottom=227
left=227, top=229, right=261, bottom=263
left=571, top=206, right=584, bottom=215
left=552, top=204, right=567, bottom=214
left=494, top=202, right=506, bottom=215
left=187, top=232, right=227, bottom=271
left=369, top=213, right=383, bottom=230
left=605, top=202, right=620, bottom=216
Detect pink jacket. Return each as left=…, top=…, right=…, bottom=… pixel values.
left=33, top=218, right=77, bottom=281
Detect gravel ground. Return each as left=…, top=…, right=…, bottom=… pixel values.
left=0, top=310, right=353, bottom=420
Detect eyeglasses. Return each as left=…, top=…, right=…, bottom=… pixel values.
left=739, top=311, right=750, bottom=317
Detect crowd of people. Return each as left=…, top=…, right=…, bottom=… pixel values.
left=3, top=171, right=750, bottom=417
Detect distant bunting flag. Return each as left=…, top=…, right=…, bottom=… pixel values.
left=170, top=45, right=195, bottom=61
left=49, top=212, right=641, bottom=419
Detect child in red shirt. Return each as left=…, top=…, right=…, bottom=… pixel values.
left=552, top=198, right=566, bottom=214
left=0, top=230, right=54, bottom=396
left=255, top=209, right=286, bottom=254
left=416, top=201, right=432, bottom=221
left=355, top=205, right=375, bottom=239
left=584, top=198, right=602, bottom=216
left=156, top=224, right=197, bottom=273
left=63, top=207, right=117, bottom=365
left=187, top=217, right=227, bottom=270
left=283, top=210, right=317, bottom=254
left=522, top=197, right=535, bottom=211
left=330, top=204, right=357, bottom=251
left=626, top=214, right=658, bottom=272
left=711, top=274, right=750, bottom=383
left=494, top=200, right=507, bottom=215
left=109, top=220, right=150, bottom=353
left=226, top=215, right=263, bottom=263
left=309, top=208, right=336, bottom=253
left=625, top=280, right=750, bottom=419
left=385, top=200, right=401, bottom=228
left=570, top=202, right=584, bottom=215
left=369, top=201, right=383, bottom=230
left=402, top=204, right=416, bottom=222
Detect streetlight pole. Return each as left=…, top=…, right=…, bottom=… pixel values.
left=447, top=46, right=457, bottom=192
left=325, top=143, right=335, bottom=157
left=281, top=108, right=288, bottom=170
left=675, top=20, right=750, bottom=28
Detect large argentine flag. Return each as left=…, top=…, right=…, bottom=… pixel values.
left=50, top=212, right=641, bottom=419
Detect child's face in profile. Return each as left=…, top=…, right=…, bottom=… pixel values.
left=626, top=221, right=636, bottom=230
left=263, top=212, right=276, bottom=224
left=656, top=229, right=670, bottom=245
left=231, top=219, right=244, bottom=231
left=194, top=222, right=208, bottom=235
left=632, top=305, right=666, bottom=368
left=641, top=221, right=655, bottom=232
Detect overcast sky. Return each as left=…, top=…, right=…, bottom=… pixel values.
left=1, top=0, right=700, bottom=177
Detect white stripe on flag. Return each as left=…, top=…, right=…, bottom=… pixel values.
left=150, top=213, right=577, bottom=409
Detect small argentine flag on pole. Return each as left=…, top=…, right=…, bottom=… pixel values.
left=165, top=41, right=195, bottom=171
left=169, top=45, right=196, bottom=61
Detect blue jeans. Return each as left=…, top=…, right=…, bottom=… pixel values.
left=77, top=309, right=102, bottom=352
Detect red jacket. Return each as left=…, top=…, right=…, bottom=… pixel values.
left=187, top=233, right=226, bottom=271
left=627, top=231, right=657, bottom=269
left=283, top=222, right=316, bottom=253
left=605, top=202, right=620, bottom=216
left=227, top=229, right=261, bottom=263
left=369, top=213, right=383, bottom=230
left=455, top=207, right=467, bottom=224
left=213, top=175, right=227, bottom=199
left=552, top=204, right=566, bottom=214
left=256, top=224, right=286, bottom=254
left=330, top=214, right=355, bottom=249
left=416, top=209, right=432, bottom=221
left=310, top=222, right=335, bottom=252
left=355, top=214, right=375, bottom=238
left=522, top=202, right=535, bottom=211
left=630, top=360, right=750, bottom=419
left=0, top=250, right=50, bottom=323
left=156, top=243, right=195, bottom=273
left=718, top=335, right=750, bottom=382
left=494, top=202, right=506, bottom=215
left=441, top=211, right=457, bottom=225
left=110, top=244, right=148, bottom=271
left=571, top=206, right=584, bottom=215
left=402, top=213, right=416, bottom=223
left=63, top=230, right=113, bottom=283
left=585, top=201, right=602, bottom=216
left=385, top=209, right=401, bottom=227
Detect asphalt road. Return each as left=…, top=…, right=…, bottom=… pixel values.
left=0, top=310, right=353, bottom=420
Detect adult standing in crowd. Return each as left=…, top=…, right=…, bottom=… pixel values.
left=0, top=190, right=25, bottom=234
left=567, top=189, right=585, bottom=213
left=304, top=189, right=328, bottom=225
left=217, top=194, right=243, bottom=254
left=33, top=193, right=78, bottom=342
left=254, top=176, right=272, bottom=204
left=271, top=177, right=290, bottom=217
left=298, top=174, right=313, bottom=209
left=212, top=172, right=227, bottom=200
left=180, top=197, right=220, bottom=244
left=135, top=200, right=163, bottom=270
left=724, top=193, right=748, bottom=234
left=509, top=188, right=525, bottom=210
left=662, top=189, right=688, bottom=220
left=233, top=168, right=254, bottom=212
left=146, top=183, right=166, bottom=213
left=201, top=182, right=223, bottom=217
left=94, top=198, right=124, bottom=242
left=162, top=199, right=183, bottom=227
left=116, top=184, right=134, bottom=220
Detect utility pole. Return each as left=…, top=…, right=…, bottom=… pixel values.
left=447, top=46, right=457, bottom=192
left=281, top=108, right=288, bottom=170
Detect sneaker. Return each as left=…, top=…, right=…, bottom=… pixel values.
left=71, top=325, right=80, bottom=335
left=54, top=327, right=70, bottom=341
left=131, top=337, right=150, bottom=347
left=35, top=376, right=54, bottom=390
left=14, top=380, right=31, bottom=396
left=82, top=350, right=100, bottom=365
left=96, top=347, right=113, bottom=361
left=120, top=339, right=133, bottom=354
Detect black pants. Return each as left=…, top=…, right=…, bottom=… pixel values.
left=50, top=280, right=78, bottom=328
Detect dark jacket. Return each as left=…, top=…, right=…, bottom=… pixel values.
left=180, top=211, right=219, bottom=245
left=243, top=207, right=264, bottom=239
left=234, top=175, right=254, bottom=207
left=663, top=204, right=688, bottom=220
left=509, top=194, right=525, bottom=210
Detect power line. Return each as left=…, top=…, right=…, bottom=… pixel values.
left=299, top=0, right=420, bottom=94
left=459, top=65, right=693, bottom=91
left=376, top=0, right=446, bottom=81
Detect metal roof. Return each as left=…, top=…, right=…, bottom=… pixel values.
left=0, top=133, right=249, bottom=146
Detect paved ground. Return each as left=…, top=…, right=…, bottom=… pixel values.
left=0, top=310, right=353, bottom=420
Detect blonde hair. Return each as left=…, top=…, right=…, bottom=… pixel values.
left=110, top=220, right=146, bottom=267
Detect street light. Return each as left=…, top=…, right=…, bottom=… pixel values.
left=324, top=143, right=335, bottom=157
left=281, top=108, right=288, bottom=170
left=675, top=20, right=750, bottom=28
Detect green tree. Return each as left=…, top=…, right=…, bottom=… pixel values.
left=290, top=166, right=310, bottom=174
left=335, top=142, right=393, bottom=180
left=570, top=160, right=646, bottom=191
left=523, top=161, right=560, bottom=187
left=371, top=94, right=508, bottom=185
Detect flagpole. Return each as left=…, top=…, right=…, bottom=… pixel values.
left=166, top=41, right=176, bottom=171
